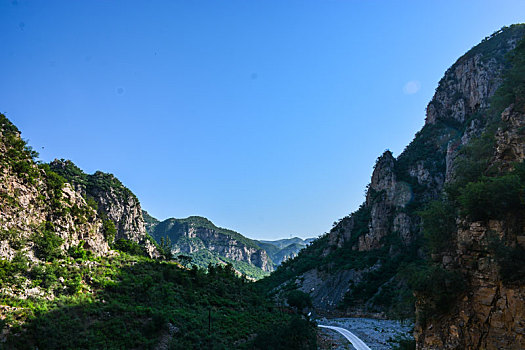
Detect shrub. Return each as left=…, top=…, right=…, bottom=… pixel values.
left=286, top=290, right=312, bottom=312
left=114, top=238, right=146, bottom=256
left=32, top=224, right=64, bottom=261
left=404, top=264, right=465, bottom=324
left=457, top=175, right=522, bottom=221
left=252, top=316, right=317, bottom=350
left=490, top=238, right=525, bottom=285
left=103, top=219, right=117, bottom=245
left=419, top=200, right=457, bottom=253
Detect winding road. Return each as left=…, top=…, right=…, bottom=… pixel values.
left=318, top=324, right=372, bottom=350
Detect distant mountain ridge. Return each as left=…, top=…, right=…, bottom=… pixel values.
left=144, top=210, right=314, bottom=278
left=143, top=211, right=273, bottom=279
left=256, top=237, right=315, bottom=265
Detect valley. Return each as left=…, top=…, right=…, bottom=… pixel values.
left=1, top=21, right=525, bottom=350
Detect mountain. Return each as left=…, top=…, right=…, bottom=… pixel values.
left=144, top=211, right=274, bottom=279
left=0, top=114, right=315, bottom=348
left=256, top=237, right=315, bottom=265
left=260, top=24, right=525, bottom=349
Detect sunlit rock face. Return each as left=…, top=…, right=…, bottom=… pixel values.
left=50, top=160, right=160, bottom=258
left=0, top=117, right=110, bottom=262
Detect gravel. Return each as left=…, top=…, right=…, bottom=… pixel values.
left=317, top=317, right=413, bottom=350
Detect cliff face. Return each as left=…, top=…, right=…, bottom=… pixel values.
left=0, top=116, right=109, bottom=263
left=149, top=215, right=273, bottom=273
left=50, top=160, right=159, bottom=258
left=261, top=25, right=525, bottom=332
left=414, top=104, right=525, bottom=349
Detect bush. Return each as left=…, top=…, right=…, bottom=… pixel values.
left=32, top=224, right=64, bottom=261
left=419, top=200, right=457, bottom=253
left=252, top=316, right=317, bottom=350
left=68, top=240, right=92, bottom=260
left=286, top=290, right=312, bottom=312
left=490, top=238, right=525, bottom=285
left=114, top=238, right=146, bottom=256
left=457, top=175, right=523, bottom=221
left=404, top=264, right=466, bottom=324
left=103, top=220, right=117, bottom=245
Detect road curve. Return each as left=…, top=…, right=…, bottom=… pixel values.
left=318, top=324, right=372, bottom=350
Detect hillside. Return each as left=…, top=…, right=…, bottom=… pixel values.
left=0, top=114, right=317, bottom=349
left=259, top=24, right=525, bottom=349
left=144, top=212, right=274, bottom=279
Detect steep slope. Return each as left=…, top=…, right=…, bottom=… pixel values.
left=147, top=213, right=273, bottom=278
left=49, top=160, right=159, bottom=257
left=260, top=23, right=525, bottom=335
left=413, top=27, right=525, bottom=350
left=0, top=115, right=110, bottom=265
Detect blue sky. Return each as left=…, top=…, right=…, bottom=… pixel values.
left=1, top=1, right=524, bottom=240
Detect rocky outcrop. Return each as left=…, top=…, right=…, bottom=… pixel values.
left=415, top=102, right=525, bottom=349
left=494, top=104, right=525, bottom=169
left=415, top=219, right=525, bottom=350
left=50, top=160, right=160, bottom=258
left=0, top=116, right=109, bottom=261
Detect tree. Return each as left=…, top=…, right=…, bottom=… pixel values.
left=159, top=236, right=173, bottom=260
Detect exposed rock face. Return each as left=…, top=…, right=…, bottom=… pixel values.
left=415, top=218, right=525, bottom=350
left=425, top=54, right=504, bottom=125
left=50, top=160, right=159, bottom=258
left=149, top=216, right=272, bottom=272
left=494, top=104, right=525, bottom=169
left=295, top=268, right=364, bottom=311
left=415, top=105, right=525, bottom=349
left=0, top=117, right=109, bottom=261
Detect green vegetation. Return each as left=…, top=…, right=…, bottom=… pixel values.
left=457, top=174, right=523, bottom=220
left=403, top=263, right=466, bottom=325
left=152, top=216, right=261, bottom=251
left=489, top=237, right=525, bottom=285
left=0, top=114, right=40, bottom=184
left=148, top=215, right=273, bottom=279
left=113, top=238, right=148, bottom=256
left=102, top=219, right=117, bottom=245
left=31, top=223, right=64, bottom=262
left=0, top=245, right=313, bottom=349
left=252, top=317, right=317, bottom=350
left=49, top=159, right=139, bottom=211
left=286, top=290, right=312, bottom=312
left=186, top=249, right=271, bottom=280
left=418, top=200, right=457, bottom=253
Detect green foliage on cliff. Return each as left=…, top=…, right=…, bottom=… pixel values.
left=31, top=223, right=64, bottom=262
left=403, top=263, right=466, bottom=325
left=419, top=200, right=457, bottom=253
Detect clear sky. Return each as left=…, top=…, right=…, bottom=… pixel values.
left=1, top=1, right=524, bottom=240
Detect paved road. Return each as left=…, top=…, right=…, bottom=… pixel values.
left=318, top=325, right=372, bottom=350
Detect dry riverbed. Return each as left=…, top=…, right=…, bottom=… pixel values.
left=317, top=317, right=413, bottom=350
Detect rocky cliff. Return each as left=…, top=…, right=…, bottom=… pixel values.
left=147, top=214, right=273, bottom=275
left=0, top=115, right=110, bottom=264
left=260, top=25, right=525, bottom=347
left=414, top=95, right=525, bottom=348
left=49, top=160, right=159, bottom=258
